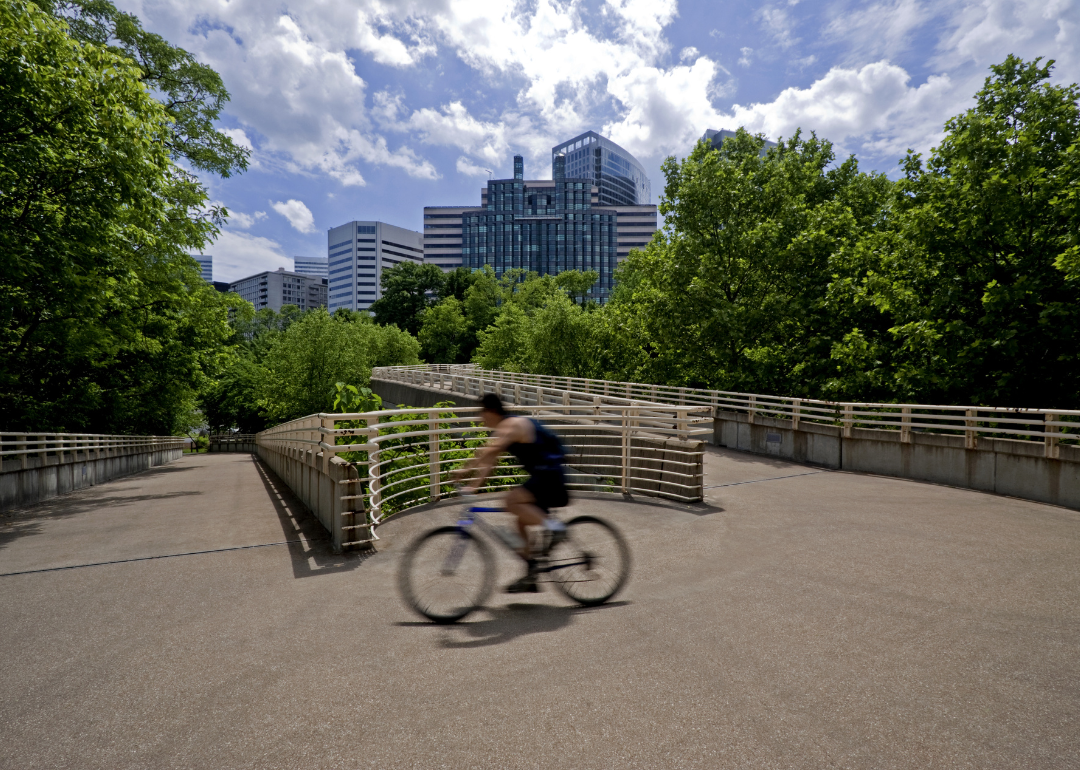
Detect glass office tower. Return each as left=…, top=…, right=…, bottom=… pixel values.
left=461, top=155, right=620, bottom=300
left=551, top=131, right=650, bottom=206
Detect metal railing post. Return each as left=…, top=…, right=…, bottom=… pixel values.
left=748, top=395, right=756, bottom=425
left=792, top=399, right=801, bottom=431
left=1046, top=413, right=1059, bottom=459
left=901, top=407, right=912, bottom=443
left=429, top=415, right=441, bottom=501
left=965, top=409, right=978, bottom=450
left=321, top=416, right=334, bottom=474
left=620, top=409, right=630, bottom=494
left=842, top=405, right=853, bottom=438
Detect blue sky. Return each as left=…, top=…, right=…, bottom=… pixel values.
left=117, top=0, right=1080, bottom=282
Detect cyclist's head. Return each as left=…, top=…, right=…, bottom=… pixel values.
left=480, top=393, right=508, bottom=426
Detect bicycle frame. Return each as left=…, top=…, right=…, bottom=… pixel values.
left=447, top=501, right=591, bottom=578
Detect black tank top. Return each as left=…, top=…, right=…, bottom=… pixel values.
left=507, top=419, right=565, bottom=474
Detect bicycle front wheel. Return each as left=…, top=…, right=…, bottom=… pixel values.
left=549, top=515, right=631, bottom=606
left=398, top=526, right=495, bottom=624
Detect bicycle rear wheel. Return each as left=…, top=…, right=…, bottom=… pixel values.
left=548, top=515, right=631, bottom=606
left=398, top=526, right=495, bottom=624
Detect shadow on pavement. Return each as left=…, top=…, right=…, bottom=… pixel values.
left=399, top=600, right=631, bottom=648
left=0, top=490, right=204, bottom=551
left=250, top=455, right=374, bottom=579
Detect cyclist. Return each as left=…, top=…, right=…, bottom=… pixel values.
left=453, top=393, right=569, bottom=593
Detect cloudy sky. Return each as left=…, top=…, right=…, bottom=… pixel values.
left=115, top=0, right=1079, bottom=282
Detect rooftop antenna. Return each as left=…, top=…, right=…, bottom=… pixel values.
left=484, top=169, right=493, bottom=180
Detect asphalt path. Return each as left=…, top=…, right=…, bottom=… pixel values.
left=1, top=450, right=1078, bottom=769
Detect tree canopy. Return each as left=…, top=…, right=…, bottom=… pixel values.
left=0, top=0, right=248, bottom=433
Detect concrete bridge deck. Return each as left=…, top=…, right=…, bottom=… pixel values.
left=1, top=450, right=1078, bottom=769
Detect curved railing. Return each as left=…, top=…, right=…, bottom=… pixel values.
left=373, top=364, right=1079, bottom=455
left=257, top=401, right=711, bottom=549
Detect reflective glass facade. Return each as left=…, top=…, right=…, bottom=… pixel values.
left=461, top=156, right=619, bottom=300
left=551, top=131, right=650, bottom=206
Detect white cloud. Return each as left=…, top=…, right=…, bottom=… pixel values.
left=220, top=127, right=254, bottom=151
left=456, top=156, right=493, bottom=177
left=120, top=0, right=1080, bottom=200
left=229, top=209, right=267, bottom=229
left=271, top=199, right=316, bottom=233
left=826, top=0, right=930, bottom=63
left=209, top=231, right=292, bottom=282
left=758, top=6, right=798, bottom=49
left=726, top=62, right=957, bottom=156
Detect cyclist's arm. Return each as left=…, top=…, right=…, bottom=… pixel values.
left=459, top=419, right=528, bottom=491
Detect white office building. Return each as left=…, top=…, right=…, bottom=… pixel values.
left=422, top=206, right=471, bottom=272
left=327, top=221, right=424, bottom=312
left=294, top=256, right=328, bottom=278
left=192, top=254, right=213, bottom=281
left=229, top=268, right=328, bottom=312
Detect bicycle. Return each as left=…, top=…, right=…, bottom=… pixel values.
left=398, top=492, right=631, bottom=624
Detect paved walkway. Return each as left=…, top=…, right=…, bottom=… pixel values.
left=1, top=450, right=1078, bottom=769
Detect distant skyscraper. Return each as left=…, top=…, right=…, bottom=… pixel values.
left=701, top=128, right=777, bottom=155
left=192, top=254, right=213, bottom=281
left=326, top=221, right=424, bottom=312
left=455, top=154, right=655, bottom=301
left=294, top=256, right=328, bottom=278
left=424, top=132, right=656, bottom=298
left=229, top=268, right=327, bottom=312
left=551, top=131, right=650, bottom=206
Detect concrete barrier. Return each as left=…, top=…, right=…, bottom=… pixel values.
left=715, top=411, right=1080, bottom=509
left=255, top=443, right=365, bottom=552
left=1, top=445, right=183, bottom=512
left=209, top=435, right=256, bottom=453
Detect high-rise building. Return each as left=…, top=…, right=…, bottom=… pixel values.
left=229, top=268, right=327, bottom=312
left=422, top=206, right=471, bottom=273
left=293, top=256, right=328, bottom=278
left=192, top=254, right=213, bottom=281
left=326, top=221, right=424, bottom=312
left=702, top=128, right=777, bottom=155
left=551, top=131, right=650, bottom=206
left=451, top=155, right=655, bottom=301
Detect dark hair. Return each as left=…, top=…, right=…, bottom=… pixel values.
left=480, top=393, right=508, bottom=416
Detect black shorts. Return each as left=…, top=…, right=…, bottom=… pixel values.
left=523, top=468, right=569, bottom=512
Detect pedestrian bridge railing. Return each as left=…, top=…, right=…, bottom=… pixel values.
left=370, top=364, right=1080, bottom=511
left=255, top=402, right=711, bottom=551
left=1, top=433, right=185, bottom=510
left=209, top=434, right=256, bottom=452
left=373, top=364, right=1079, bottom=455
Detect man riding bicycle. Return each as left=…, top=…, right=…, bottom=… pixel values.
left=453, top=393, right=569, bottom=593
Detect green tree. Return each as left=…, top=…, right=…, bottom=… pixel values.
left=606, top=129, right=892, bottom=392
left=830, top=56, right=1080, bottom=406
left=474, top=302, right=531, bottom=371
left=260, top=309, right=419, bottom=421
left=554, top=269, right=600, bottom=306
left=370, top=262, right=446, bottom=335
left=418, top=298, right=468, bottom=364
left=0, top=0, right=246, bottom=433
left=525, top=293, right=595, bottom=376
left=440, top=266, right=478, bottom=302
left=43, top=0, right=249, bottom=177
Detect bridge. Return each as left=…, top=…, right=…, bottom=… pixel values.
left=2, top=370, right=1079, bottom=768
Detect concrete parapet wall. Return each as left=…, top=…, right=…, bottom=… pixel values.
left=715, top=411, right=1080, bottom=509
left=372, top=379, right=481, bottom=410
left=255, top=443, right=366, bottom=552
left=0, top=447, right=183, bottom=512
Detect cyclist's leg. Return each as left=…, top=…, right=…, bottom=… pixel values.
left=505, top=484, right=546, bottom=559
